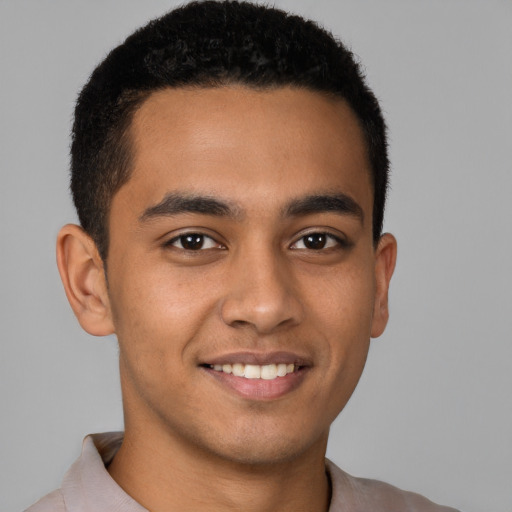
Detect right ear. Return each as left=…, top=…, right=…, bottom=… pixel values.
left=56, top=224, right=115, bottom=336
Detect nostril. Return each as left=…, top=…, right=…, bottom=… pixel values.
left=219, top=265, right=304, bottom=334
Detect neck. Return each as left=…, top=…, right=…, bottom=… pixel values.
left=108, top=423, right=331, bottom=512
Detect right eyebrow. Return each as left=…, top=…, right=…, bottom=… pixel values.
left=139, top=192, right=243, bottom=222
left=283, top=193, right=364, bottom=224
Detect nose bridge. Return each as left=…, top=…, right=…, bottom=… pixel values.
left=220, top=239, right=303, bottom=333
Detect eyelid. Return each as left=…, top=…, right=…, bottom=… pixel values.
left=164, top=230, right=226, bottom=250
left=289, top=229, right=348, bottom=250
left=161, top=227, right=349, bottom=252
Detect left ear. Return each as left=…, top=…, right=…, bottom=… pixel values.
left=371, top=233, right=397, bottom=338
left=56, top=224, right=115, bottom=336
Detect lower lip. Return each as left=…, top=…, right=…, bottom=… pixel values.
left=202, top=367, right=309, bottom=400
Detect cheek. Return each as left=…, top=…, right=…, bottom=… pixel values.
left=303, top=261, right=376, bottom=338
left=108, top=261, right=222, bottom=373
left=111, top=257, right=216, bottom=323
left=301, top=263, right=374, bottom=402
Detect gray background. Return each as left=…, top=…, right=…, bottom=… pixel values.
left=1, top=1, right=511, bottom=511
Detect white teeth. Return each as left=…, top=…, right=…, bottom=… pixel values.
left=209, top=363, right=297, bottom=380
left=232, top=363, right=245, bottom=377
left=244, top=364, right=261, bottom=379
left=276, top=363, right=287, bottom=377
left=260, top=364, right=277, bottom=380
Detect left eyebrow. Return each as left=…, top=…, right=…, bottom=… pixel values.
left=139, top=192, right=243, bottom=222
left=283, top=193, right=364, bottom=224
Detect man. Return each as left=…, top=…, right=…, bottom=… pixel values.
left=26, top=1, right=460, bottom=510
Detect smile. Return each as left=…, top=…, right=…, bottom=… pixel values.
left=205, top=363, right=297, bottom=380
left=200, top=352, right=310, bottom=400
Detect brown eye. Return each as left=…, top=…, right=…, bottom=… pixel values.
left=180, top=234, right=205, bottom=250
left=168, top=233, right=221, bottom=251
left=304, top=233, right=327, bottom=250
left=291, top=232, right=343, bottom=251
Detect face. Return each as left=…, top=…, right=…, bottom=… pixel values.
left=105, top=86, right=394, bottom=465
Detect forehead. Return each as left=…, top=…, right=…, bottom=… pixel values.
left=121, top=86, right=372, bottom=218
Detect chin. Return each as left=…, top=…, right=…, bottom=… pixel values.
left=196, top=423, right=328, bottom=467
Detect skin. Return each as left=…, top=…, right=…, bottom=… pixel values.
left=57, top=86, right=397, bottom=512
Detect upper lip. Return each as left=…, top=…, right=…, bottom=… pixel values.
left=201, top=351, right=312, bottom=367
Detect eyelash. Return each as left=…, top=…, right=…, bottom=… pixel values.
left=166, top=233, right=224, bottom=251
left=290, top=232, right=347, bottom=251
left=165, top=231, right=348, bottom=252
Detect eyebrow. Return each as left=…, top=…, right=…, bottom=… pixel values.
left=283, top=193, right=364, bottom=223
left=139, top=191, right=364, bottom=224
left=139, top=192, right=243, bottom=222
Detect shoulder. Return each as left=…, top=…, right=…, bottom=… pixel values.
left=24, top=490, right=66, bottom=512
left=327, top=459, right=461, bottom=512
left=353, top=476, right=461, bottom=512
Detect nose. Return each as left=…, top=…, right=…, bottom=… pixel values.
left=220, top=247, right=304, bottom=334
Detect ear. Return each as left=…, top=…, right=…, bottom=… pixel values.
left=371, top=233, right=397, bottom=338
left=56, top=224, right=115, bottom=336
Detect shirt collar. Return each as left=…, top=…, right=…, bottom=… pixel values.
left=61, top=432, right=347, bottom=511
left=61, top=433, right=148, bottom=512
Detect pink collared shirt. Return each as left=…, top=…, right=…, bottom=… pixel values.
left=25, top=432, right=460, bottom=512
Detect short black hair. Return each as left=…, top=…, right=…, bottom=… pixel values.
left=71, top=0, right=389, bottom=260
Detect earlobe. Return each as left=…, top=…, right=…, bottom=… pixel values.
left=370, top=233, right=397, bottom=338
left=56, top=224, right=115, bottom=336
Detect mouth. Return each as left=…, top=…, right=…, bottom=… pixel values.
left=201, top=362, right=298, bottom=380
left=199, top=352, right=310, bottom=400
